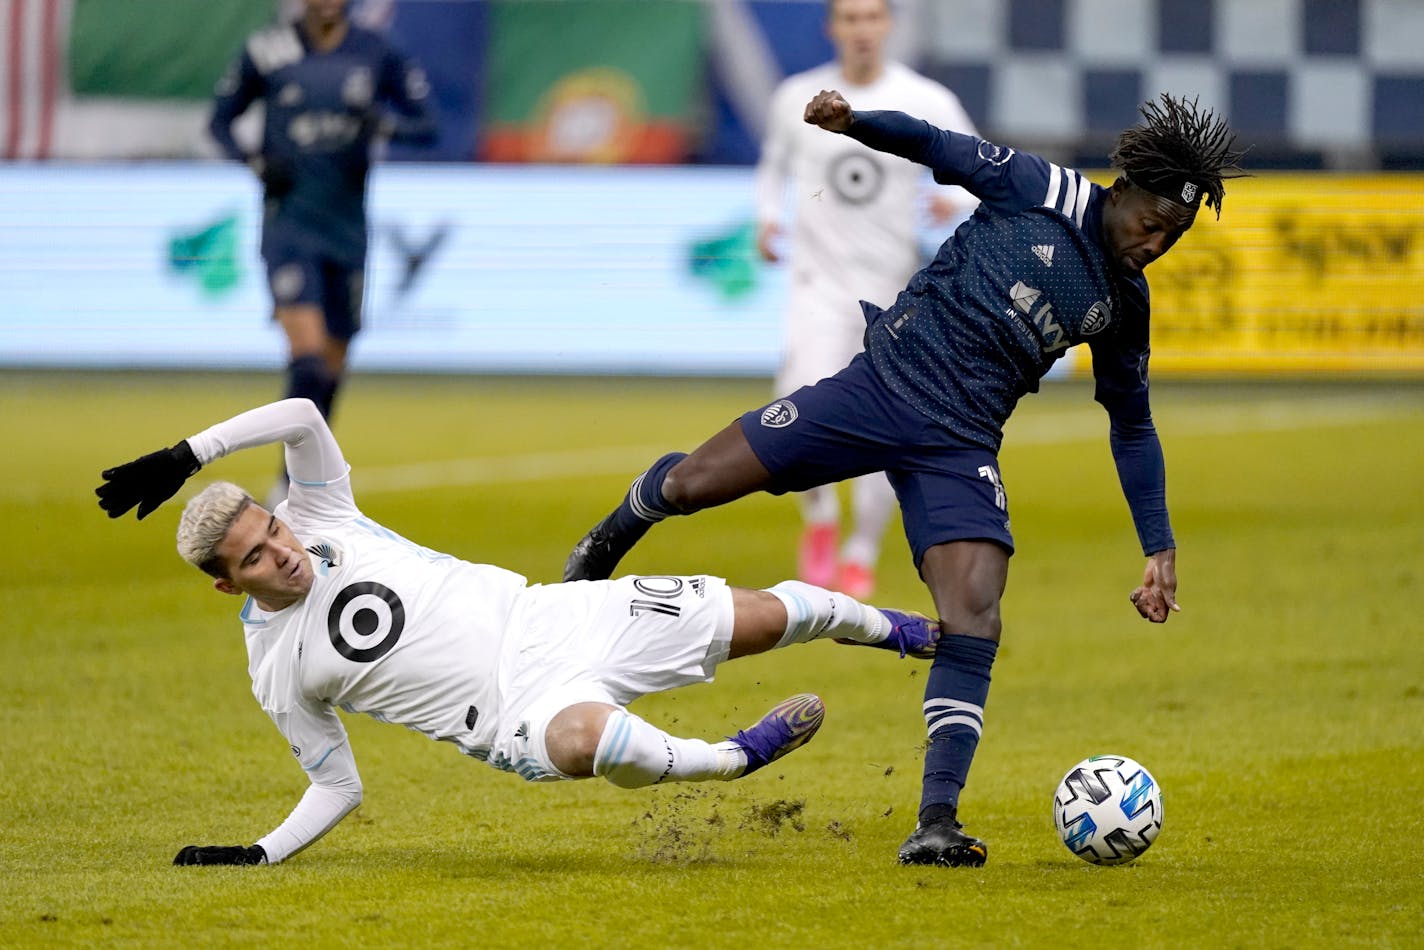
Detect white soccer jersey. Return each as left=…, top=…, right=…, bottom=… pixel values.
left=184, top=400, right=527, bottom=861
left=756, top=62, right=978, bottom=386
left=244, top=488, right=527, bottom=771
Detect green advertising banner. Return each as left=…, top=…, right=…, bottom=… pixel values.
left=482, top=0, right=704, bottom=164
left=68, top=0, right=276, bottom=99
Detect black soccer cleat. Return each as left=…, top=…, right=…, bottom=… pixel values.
left=898, top=813, right=989, bottom=867
left=563, top=512, right=630, bottom=582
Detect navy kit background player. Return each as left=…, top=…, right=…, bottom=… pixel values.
left=94, top=398, right=940, bottom=866
left=209, top=0, right=435, bottom=503
left=565, top=89, right=1247, bottom=866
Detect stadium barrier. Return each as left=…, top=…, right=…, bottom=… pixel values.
left=0, top=164, right=1419, bottom=376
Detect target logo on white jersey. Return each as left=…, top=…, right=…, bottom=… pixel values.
left=327, top=582, right=406, bottom=663
left=760, top=400, right=798, bottom=428
left=828, top=151, right=885, bottom=205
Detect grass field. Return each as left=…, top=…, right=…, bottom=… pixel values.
left=1, top=370, right=1421, bottom=948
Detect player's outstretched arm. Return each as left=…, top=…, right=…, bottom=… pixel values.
left=96, top=442, right=201, bottom=520
left=1129, top=549, right=1179, bottom=623
left=175, top=741, right=362, bottom=867
left=96, top=399, right=347, bottom=520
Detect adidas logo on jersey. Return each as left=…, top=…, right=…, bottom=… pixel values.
left=1032, top=244, right=1055, bottom=266
left=690, top=577, right=706, bottom=598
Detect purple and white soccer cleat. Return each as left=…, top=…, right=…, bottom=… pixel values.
left=880, top=609, right=941, bottom=659
left=730, top=693, right=826, bottom=777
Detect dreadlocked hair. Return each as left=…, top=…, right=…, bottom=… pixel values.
left=1109, top=93, right=1249, bottom=219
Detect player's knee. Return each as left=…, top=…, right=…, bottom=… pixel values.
left=936, top=588, right=1003, bottom=641
left=660, top=461, right=707, bottom=513
left=545, top=705, right=608, bottom=778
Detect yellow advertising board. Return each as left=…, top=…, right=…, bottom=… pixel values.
left=1078, top=173, right=1424, bottom=376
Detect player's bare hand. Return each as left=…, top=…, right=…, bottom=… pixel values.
left=803, top=89, right=854, bottom=132
left=756, top=221, right=783, bottom=262
left=1129, top=549, right=1179, bottom=623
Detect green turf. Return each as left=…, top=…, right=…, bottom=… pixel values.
left=1, top=371, right=1421, bottom=948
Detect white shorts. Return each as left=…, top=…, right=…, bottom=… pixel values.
left=488, top=574, right=734, bottom=782
left=776, top=271, right=905, bottom=395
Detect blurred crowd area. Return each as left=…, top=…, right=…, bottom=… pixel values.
left=3, top=0, right=1422, bottom=169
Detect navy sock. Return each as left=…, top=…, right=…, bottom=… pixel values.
left=918, top=634, right=998, bottom=819
left=318, top=374, right=341, bottom=421
left=602, top=452, right=688, bottom=542
left=285, top=355, right=333, bottom=415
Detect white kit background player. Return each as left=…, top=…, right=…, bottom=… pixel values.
left=756, top=0, right=978, bottom=599
left=95, top=398, right=940, bottom=865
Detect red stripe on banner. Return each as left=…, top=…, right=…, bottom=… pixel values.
left=5, top=0, right=23, bottom=160
left=37, top=0, right=56, bottom=158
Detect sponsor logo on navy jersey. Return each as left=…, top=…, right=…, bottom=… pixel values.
left=760, top=400, right=798, bottom=428
left=1009, top=281, right=1041, bottom=314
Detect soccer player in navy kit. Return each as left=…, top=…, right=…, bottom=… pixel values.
left=565, top=89, right=1247, bottom=866
left=209, top=0, right=435, bottom=502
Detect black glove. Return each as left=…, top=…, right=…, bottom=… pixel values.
left=250, top=154, right=295, bottom=200
left=96, top=440, right=200, bottom=520
left=173, top=844, right=267, bottom=866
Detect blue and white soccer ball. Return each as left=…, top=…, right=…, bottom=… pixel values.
left=1053, top=754, right=1163, bottom=865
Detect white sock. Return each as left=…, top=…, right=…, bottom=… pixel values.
left=842, top=472, right=897, bottom=567
left=766, top=580, right=890, bottom=648
left=592, top=709, right=745, bottom=787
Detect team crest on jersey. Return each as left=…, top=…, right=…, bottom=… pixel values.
left=760, top=400, right=798, bottom=428
left=977, top=141, right=1015, bottom=166
left=1081, top=301, right=1112, bottom=335
left=1009, top=281, right=1042, bottom=315
left=1181, top=181, right=1199, bottom=203
left=306, top=541, right=340, bottom=569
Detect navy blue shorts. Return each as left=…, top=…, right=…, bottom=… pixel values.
left=264, top=244, right=364, bottom=341
left=739, top=353, right=1013, bottom=567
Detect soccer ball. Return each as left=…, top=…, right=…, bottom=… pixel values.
left=1053, top=754, right=1163, bottom=865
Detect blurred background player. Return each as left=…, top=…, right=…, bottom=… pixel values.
left=567, top=89, right=1247, bottom=866
left=95, top=397, right=939, bottom=865
left=755, top=0, right=977, bottom=599
left=208, top=0, right=436, bottom=506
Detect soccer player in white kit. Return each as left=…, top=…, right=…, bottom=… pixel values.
left=755, top=0, right=977, bottom=599
left=95, top=398, right=940, bottom=865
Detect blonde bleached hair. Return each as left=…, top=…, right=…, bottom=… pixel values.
left=176, top=481, right=256, bottom=578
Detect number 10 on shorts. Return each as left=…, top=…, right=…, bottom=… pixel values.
left=628, top=576, right=685, bottom=618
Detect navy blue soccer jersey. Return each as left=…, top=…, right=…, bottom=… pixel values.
left=838, top=110, right=1172, bottom=554
left=210, top=22, right=436, bottom=266
left=843, top=110, right=1152, bottom=451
